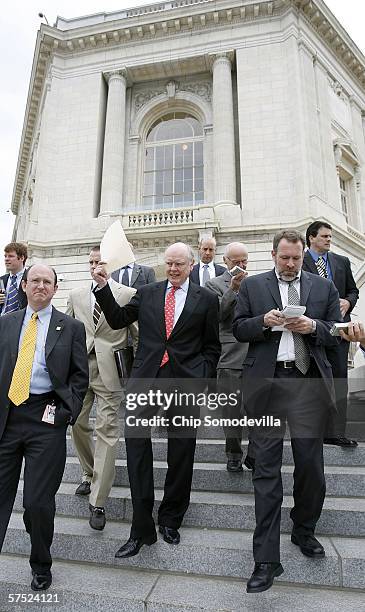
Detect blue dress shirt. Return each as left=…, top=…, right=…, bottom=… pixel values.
left=19, top=303, right=53, bottom=394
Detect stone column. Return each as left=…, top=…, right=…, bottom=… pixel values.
left=100, top=70, right=127, bottom=215
left=212, top=53, right=236, bottom=207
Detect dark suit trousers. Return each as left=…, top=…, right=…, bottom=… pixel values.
left=217, top=368, right=244, bottom=459
left=0, top=394, right=67, bottom=573
left=325, top=340, right=349, bottom=437
left=251, top=362, right=328, bottom=563
left=125, top=363, right=197, bottom=539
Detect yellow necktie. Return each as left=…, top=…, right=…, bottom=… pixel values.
left=8, top=312, right=38, bottom=406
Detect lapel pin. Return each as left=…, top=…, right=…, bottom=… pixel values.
left=56, top=326, right=62, bottom=331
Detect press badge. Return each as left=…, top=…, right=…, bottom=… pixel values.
left=42, top=403, right=56, bottom=425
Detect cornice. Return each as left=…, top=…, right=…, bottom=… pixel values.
left=11, top=0, right=365, bottom=213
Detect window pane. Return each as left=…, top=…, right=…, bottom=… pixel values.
left=145, top=149, right=154, bottom=170
left=164, top=146, right=173, bottom=169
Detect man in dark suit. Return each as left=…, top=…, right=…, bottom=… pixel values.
left=0, top=242, right=28, bottom=315
left=190, top=236, right=226, bottom=286
left=0, top=264, right=88, bottom=591
left=111, top=243, right=156, bottom=288
left=233, top=229, right=341, bottom=593
left=93, top=242, right=220, bottom=558
left=302, top=221, right=359, bottom=447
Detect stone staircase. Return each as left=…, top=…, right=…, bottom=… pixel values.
left=2, top=417, right=365, bottom=611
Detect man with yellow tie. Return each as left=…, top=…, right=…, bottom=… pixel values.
left=0, top=264, right=88, bottom=592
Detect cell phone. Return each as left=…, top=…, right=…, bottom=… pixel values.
left=330, top=323, right=349, bottom=336
left=230, top=266, right=245, bottom=276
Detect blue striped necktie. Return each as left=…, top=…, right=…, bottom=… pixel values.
left=3, top=275, right=20, bottom=314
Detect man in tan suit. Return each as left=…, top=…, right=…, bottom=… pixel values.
left=66, top=246, right=137, bottom=530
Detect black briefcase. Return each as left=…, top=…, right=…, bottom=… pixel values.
left=114, top=346, right=134, bottom=382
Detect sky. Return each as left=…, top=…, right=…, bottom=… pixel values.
left=0, top=0, right=364, bottom=274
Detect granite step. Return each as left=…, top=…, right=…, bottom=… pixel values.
left=1, top=553, right=364, bottom=612
left=60, top=457, right=365, bottom=497
left=66, top=436, right=365, bottom=466
left=14, top=481, right=365, bottom=536
left=4, top=514, right=365, bottom=590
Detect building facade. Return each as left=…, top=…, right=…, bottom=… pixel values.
left=11, top=0, right=365, bottom=318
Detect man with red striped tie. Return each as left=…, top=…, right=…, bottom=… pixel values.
left=0, top=243, right=28, bottom=315
left=92, top=243, right=220, bottom=558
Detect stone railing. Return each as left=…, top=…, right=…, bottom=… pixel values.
left=127, top=207, right=195, bottom=227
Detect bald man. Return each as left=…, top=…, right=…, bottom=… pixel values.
left=93, top=243, right=220, bottom=558
left=0, top=264, right=88, bottom=591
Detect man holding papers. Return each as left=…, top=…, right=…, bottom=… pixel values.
left=92, top=241, right=220, bottom=558
left=233, top=229, right=341, bottom=593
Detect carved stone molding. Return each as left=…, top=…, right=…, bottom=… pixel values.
left=133, top=79, right=212, bottom=112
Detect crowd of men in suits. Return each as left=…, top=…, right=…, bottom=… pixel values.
left=0, top=222, right=361, bottom=594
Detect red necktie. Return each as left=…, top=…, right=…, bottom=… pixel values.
left=160, top=286, right=178, bottom=367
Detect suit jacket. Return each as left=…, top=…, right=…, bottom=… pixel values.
left=302, top=251, right=358, bottom=322
left=205, top=270, right=248, bottom=369
left=190, top=263, right=226, bottom=286
left=66, top=279, right=138, bottom=392
left=232, top=269, right=342, bottom=413
left=95, top=280, right=220, bottom=381
left=0, top=272, right=27, bottom=314
left=0, top=306, right=89, bottom=440
left=111, top=263, right=156, bottom=288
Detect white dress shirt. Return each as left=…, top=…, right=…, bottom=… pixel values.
left=118, top=263, right=134, bottom=286
left=165, top=279, right=189, bottom=326
left=276, top=271, right=302, bottom=362
left=199, top=261, right=215, bottom=286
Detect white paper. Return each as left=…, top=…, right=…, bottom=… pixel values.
left=281, top=305, right=306, bottom=318
left=100, top=221, right=135, bottom=274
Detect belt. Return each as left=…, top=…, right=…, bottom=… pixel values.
left=276, top=360, right=296, bottom=369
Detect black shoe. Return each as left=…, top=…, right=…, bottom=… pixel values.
left=31, top=571, right=52, bottom=591
left=115, top=534, right=157, bottom=558
left=227, top=459, right=243, bottom=472
left=324, top=437, right=358, bottom=448
left=246, top=562, right=283, bottom=593
left=75, top=481, right=91, bottom=495
left=159, top=525, right=180, bottom=545
left=243, top=455, right=255, bottom=471
left=89, top=504, right=106, bottom=530
left=291, top=533, right=325, bottom=558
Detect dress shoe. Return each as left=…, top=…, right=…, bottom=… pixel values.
left=159, top=525, right=180, bottom=544
left=226, top=459, right=243, bottom=472
left=75, top=481, right=91, bottom=496
left=89, top=504, right=106, bottom=530
left=291, top=533, right=325, bottom=558
left=115, top=534, right=157, bottom=558
left=324, top=436, right=358, bottom=448
left=243, top=455, right=255, bottom=471
left=246, top=562, right=283, bottom=593
left=31, top=571, right=52, bottom=591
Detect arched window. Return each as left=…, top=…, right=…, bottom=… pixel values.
left=142, top=112, right=204, bottom=210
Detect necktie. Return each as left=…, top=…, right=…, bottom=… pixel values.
left=8, top=312, right=38, bottom=405
left=202, top=264, right=210, bottom=287
left=160, top=286, right=178, bottom=367
left=93, top=301, right=102, bottom=328
left=3, top=275, right=20, bottom=314
left=121, top=267, right=130, bottom=286
left=287, top=282, right=310, bottom=375
left=315, top=256, right=327, bottom=278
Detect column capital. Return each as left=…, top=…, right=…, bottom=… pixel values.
left=104, top=68, right=130, bottom=86
left=207, top=50, right=235, bottom=72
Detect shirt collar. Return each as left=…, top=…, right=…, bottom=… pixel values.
left=308, top=249, right=328, bottom=262
left=11, top=268, right=25, bottom=280
left=167, top=278, right=189, bottom=293
left=200, top=261, right=214, bottom=270
left=25, top=302, right=53, bottom=323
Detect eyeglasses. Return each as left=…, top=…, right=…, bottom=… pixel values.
left=226, top=256, right=248, bottom=266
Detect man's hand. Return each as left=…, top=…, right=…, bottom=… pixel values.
left=339, top=321, right=365, bottom=348
left=263, top=309, right=285, bottom=328
left=0, top=292, right=5, bottom=306
left=230, top=270, right=248, bottom=292
left=92, top=264, right=109, bottom=288
left=284, top=315, right=314, bottom=335
left=339, top=298, right=351, bottom=318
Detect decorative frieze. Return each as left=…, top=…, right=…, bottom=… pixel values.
left=133, top=77, right=212, bottom=112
